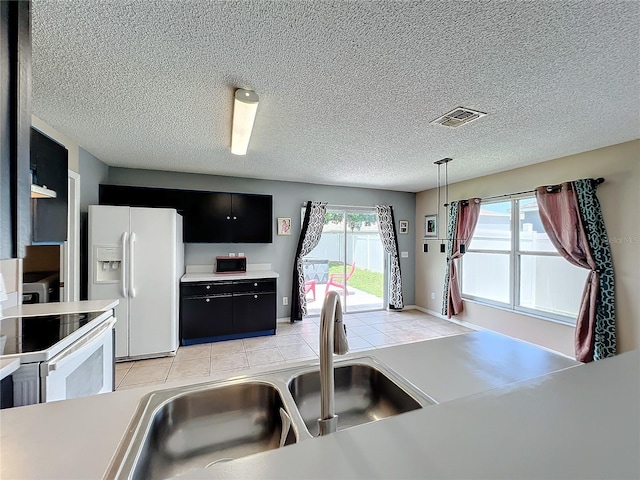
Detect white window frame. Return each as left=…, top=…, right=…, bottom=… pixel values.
left=461, top=194, right=579, bottom=325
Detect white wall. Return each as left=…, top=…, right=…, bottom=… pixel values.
left=0, top=259, right=22, bottom=311
left=415, top=140, right=640, bottom=357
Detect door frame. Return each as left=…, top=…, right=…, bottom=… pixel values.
left=303, top=204, right=387, bottom=315
left=61, top=169, right=80, bottom=301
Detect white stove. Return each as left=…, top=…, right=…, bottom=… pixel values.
left=1, top=309, right=115, bottom=406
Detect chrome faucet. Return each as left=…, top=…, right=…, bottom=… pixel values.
left=318, top=291, right=349, bottom=436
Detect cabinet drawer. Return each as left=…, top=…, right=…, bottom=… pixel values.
left=181, top=281, right=234, bottom=297
left=232, top=279, right=276, bottom=293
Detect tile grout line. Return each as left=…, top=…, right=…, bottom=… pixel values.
left=116, top=313, right=470, bottom=390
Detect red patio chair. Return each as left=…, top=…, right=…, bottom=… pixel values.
left=304, top=279, right=317, bottom=301
left=325, top=261, right=356, bottom=295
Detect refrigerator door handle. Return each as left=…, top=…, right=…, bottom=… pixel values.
left=121, top=232, right=129, bottom=298
left=129, top=232, right=137, bottom=298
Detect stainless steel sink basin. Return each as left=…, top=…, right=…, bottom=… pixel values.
left=288, top=363, right=433, bottom=436
left=105, top=357, right=435, bottom=479
left=107, top=381, right=297, bottom=480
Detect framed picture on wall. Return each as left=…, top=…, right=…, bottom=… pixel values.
left=277, top=217, right=292, bottom=235
left=398, top=220, right=409, bottom=234
left=424, top=214, right=438, bottom=238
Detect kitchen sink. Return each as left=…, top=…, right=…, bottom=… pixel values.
left=288, top=363, right=432, bottom=436
left=107, top=381, right=297, bottom=480
left=105, top=357, right=434, bottom=479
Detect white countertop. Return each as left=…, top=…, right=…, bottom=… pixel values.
left=0, top=331, right=600, bottom=480
left=2, top=299, right=119, bottom=318
left=201, top=349, right=638, bottom=480
left=0, top=358, right=20, bottom=381
left=181, top=271, right=279, bottom=282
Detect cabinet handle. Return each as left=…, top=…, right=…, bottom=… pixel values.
left=206, top=285, right=211, bottom=289
left=254, top=294, right=258, bottom=299
left=233, top=216, right=237, bottom=220
left=206, top=298, right=210, bottom=302
left=254, top=282, right=258, bottom=287
left=226, top=216, right=230, bottom=220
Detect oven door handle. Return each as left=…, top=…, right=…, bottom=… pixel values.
left=121, top=232, right=129, bottom=298
left=45, top=317, right=116, bottom=374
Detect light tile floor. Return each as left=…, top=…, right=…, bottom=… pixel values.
left=115, top=310, right=474, bottom=390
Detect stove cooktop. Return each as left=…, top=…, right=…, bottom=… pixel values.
left=0, top=312, right=104, bottom=356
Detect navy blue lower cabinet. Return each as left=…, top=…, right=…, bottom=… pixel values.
left=181, top=294, right=234, bottom=343
left=180, top=279, right=276, bottom=346
left=233, top=291, right=277, bottom=334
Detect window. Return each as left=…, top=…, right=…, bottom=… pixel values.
left=461, top=195, right=589, bottom=324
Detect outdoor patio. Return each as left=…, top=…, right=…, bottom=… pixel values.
left=304, top=282, right=383, bottom=316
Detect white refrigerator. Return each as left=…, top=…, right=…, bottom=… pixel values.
left=88, top=205, right=184, bottom=360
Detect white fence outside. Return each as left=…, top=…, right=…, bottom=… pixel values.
left=307, top=231, right=385, bottom=274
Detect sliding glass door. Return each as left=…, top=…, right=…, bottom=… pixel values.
left=303, top=206, right=385, bottom=316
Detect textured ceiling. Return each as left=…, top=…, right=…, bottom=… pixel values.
left=31, top=1, right=639, bottom=192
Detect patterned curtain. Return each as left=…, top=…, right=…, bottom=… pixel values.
left=290, top=201, right=327, bottom=322
left=441, top=200, right=481, bottom=318
left=537, top=179, right=615, bottom=362
left=441, top=202, right=459, bottom=316
left=574, top=179, right=616, bottom=360
left=376, top=205, right=404, bottom=310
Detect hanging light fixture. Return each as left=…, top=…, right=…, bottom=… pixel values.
left=231, top=88, right=259, bottom=155
left=434, top=157, right=453, bottom=254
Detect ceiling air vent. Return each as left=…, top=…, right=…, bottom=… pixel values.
left=430, top=107, right=487, bottom=128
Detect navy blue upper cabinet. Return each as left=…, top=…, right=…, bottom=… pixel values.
left=184, top=192, right=233, bottom=243
left=1, top=1, right=31, bottom=259
left=231, top=193, right=272, bottom=243
left=98, top=185, right=273, bottom=244
left=30, top=128, right=68, bottom=244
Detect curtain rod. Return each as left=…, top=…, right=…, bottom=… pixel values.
left=457, top=177, right=605, bottom=205
left=301, top=202, right=378, bottom=210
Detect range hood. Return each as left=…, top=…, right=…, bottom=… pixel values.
left=29, top=172, right=57, bottom=199
left=30, top=184, right=57, bottom=199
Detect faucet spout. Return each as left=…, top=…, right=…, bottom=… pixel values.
left=318, top=291, right=348, bottom=436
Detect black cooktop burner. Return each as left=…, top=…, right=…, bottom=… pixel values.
left=0, top=312, right=104, bottom=355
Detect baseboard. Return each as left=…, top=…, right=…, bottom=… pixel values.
left=413, top=305, right=482, bottom=331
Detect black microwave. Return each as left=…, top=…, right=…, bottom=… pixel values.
left=215, top=256, right=247, bottom=274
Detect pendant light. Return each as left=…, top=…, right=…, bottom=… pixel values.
left=424, top=157, right=452, bottom=254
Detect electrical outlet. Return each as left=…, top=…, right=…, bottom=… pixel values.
left=282, top=297, right=289, bottom=306
left=401, top=251, right=409, bottom=258
left=238, top=252, right=245, bottom=257
left=431, top=292, right=435, bottom=300
left=229, top=253, right=236, bottom=257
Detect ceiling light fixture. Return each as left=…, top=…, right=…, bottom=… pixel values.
left=231, top=88, right=259, bottom=155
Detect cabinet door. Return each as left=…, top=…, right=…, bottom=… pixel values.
left=233, top=292, right=276, bottom=333
left=31, top=128, right=68, bottom=243
left=1, top=0, right=31, bottom=259
left=231, top=194, right=272, bottom=243
left=184, top=192, right=232, bottom=243
left=181, top=295, right=233, bottom=342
